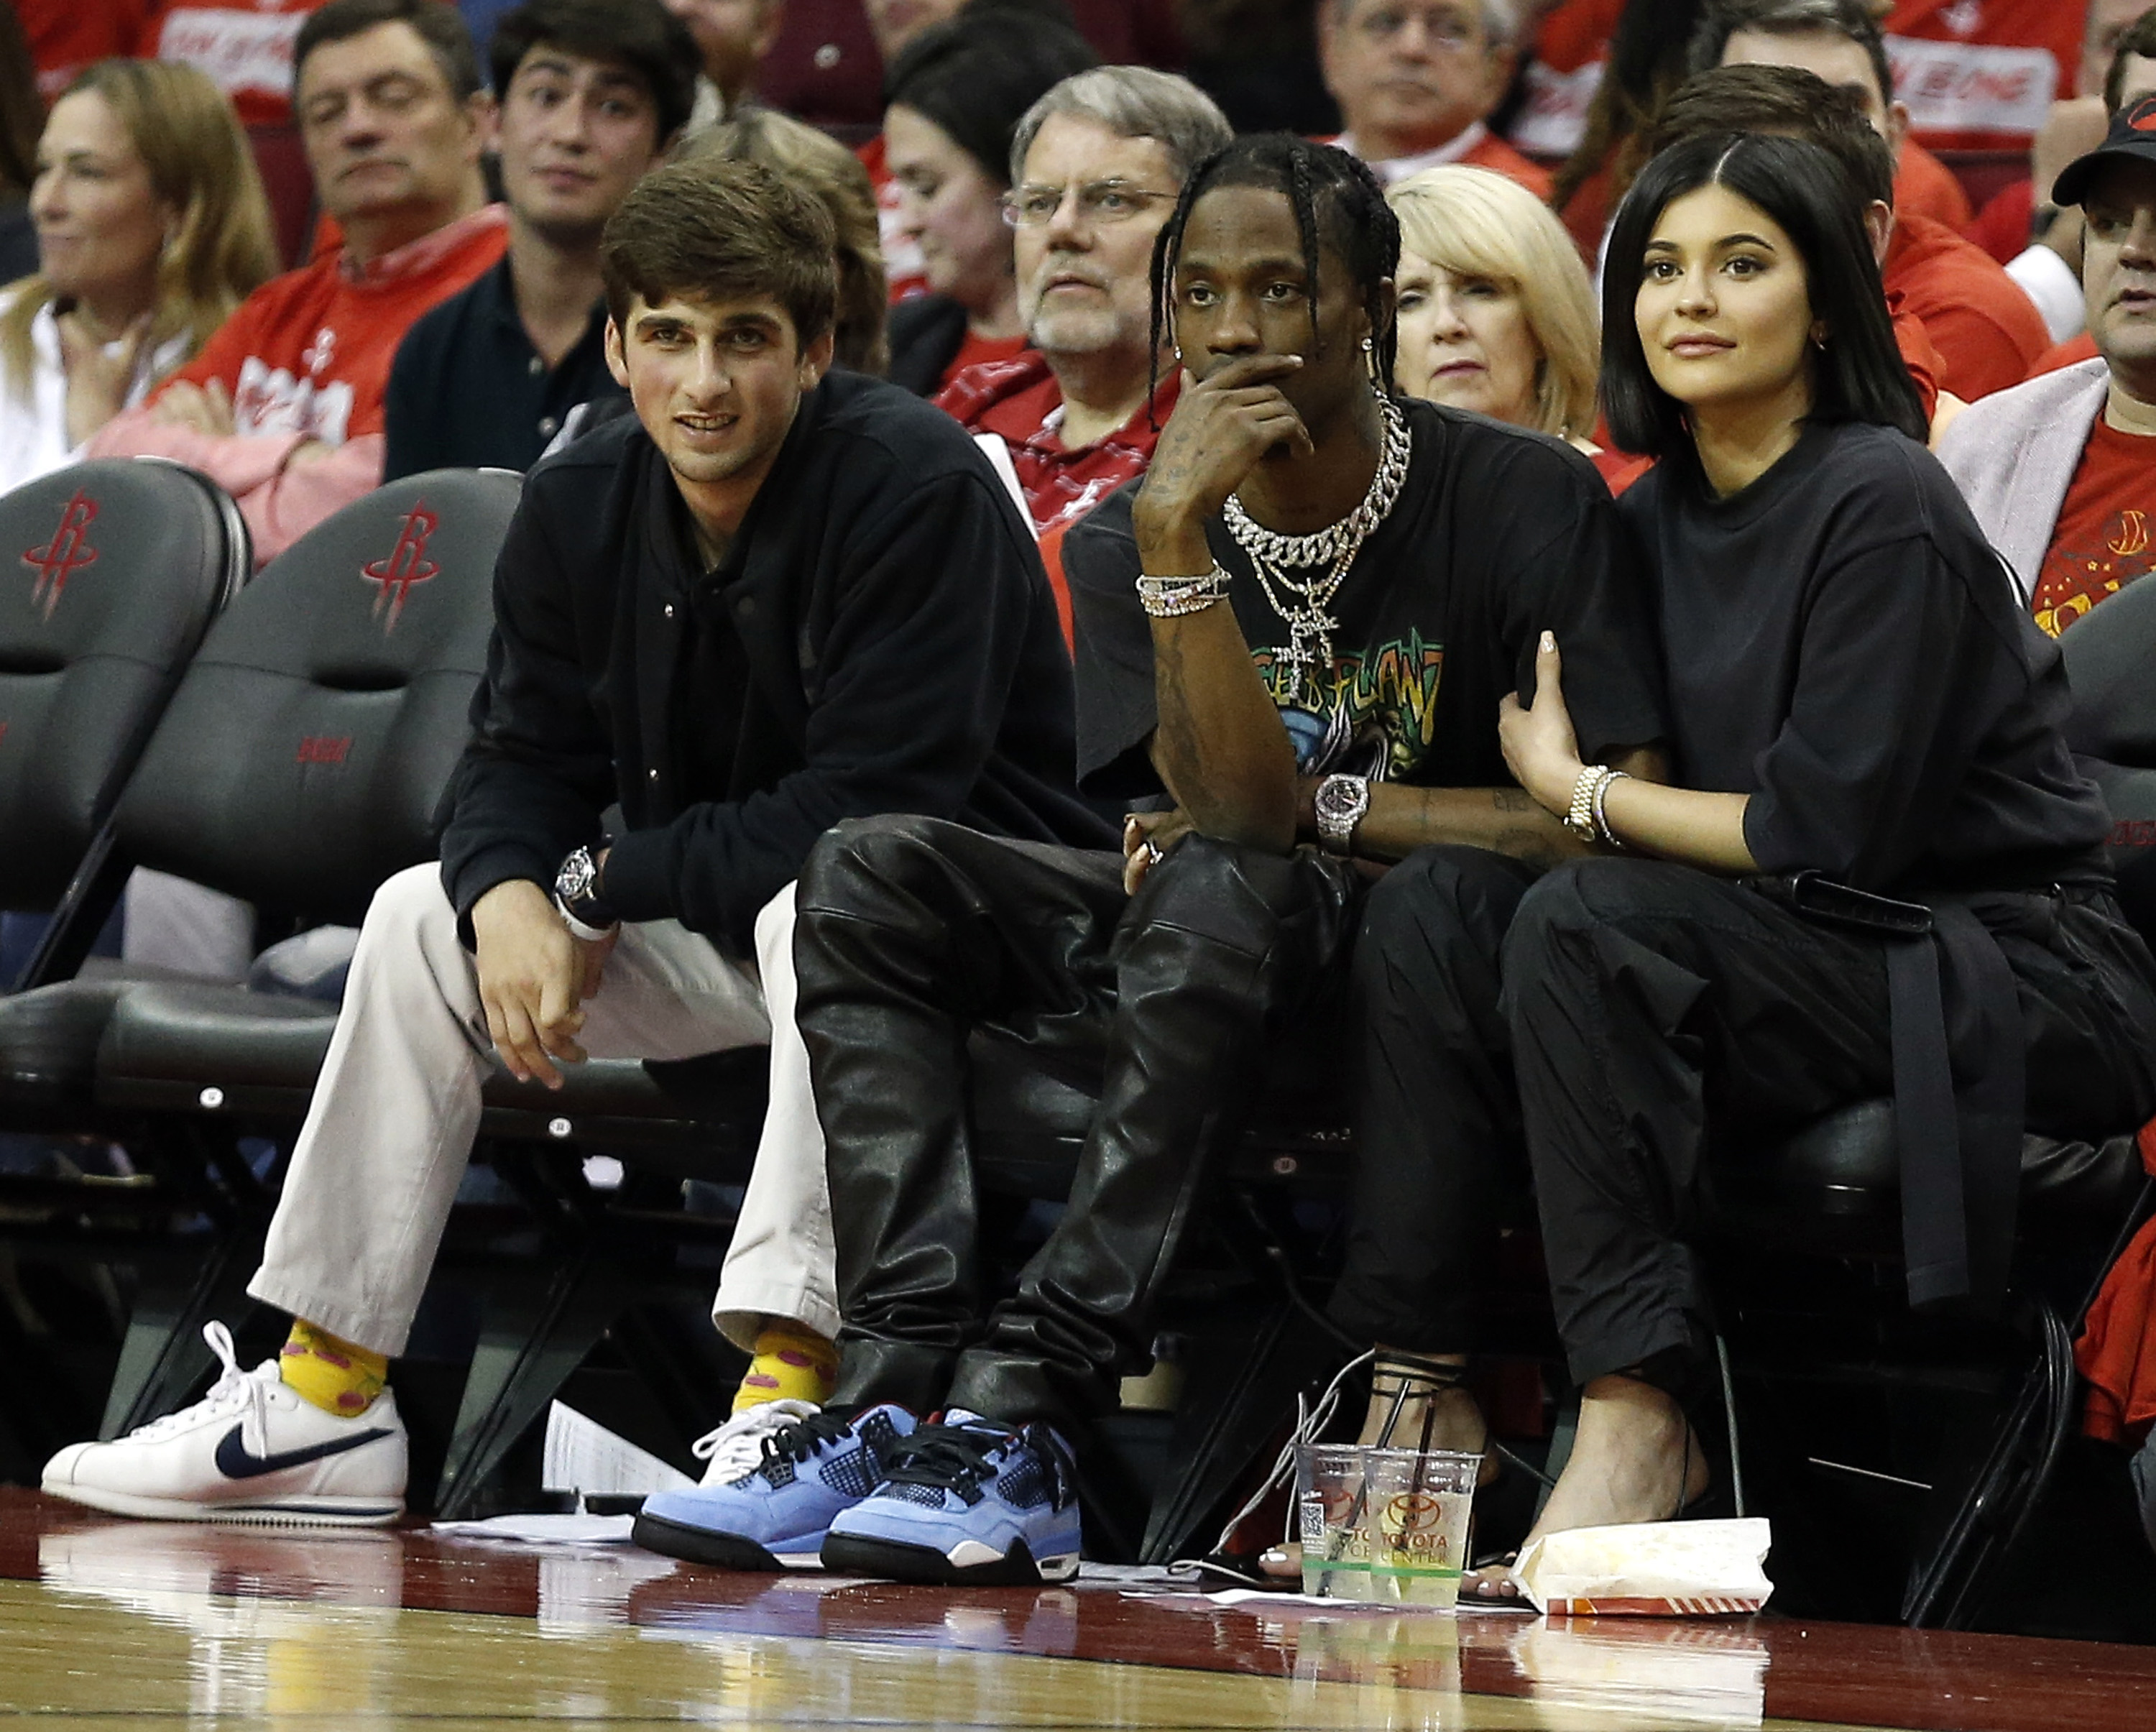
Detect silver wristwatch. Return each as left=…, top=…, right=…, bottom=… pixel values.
left=553, top=844, right=618, bottom=938
left=1313, top=773, right=1371, bottom=857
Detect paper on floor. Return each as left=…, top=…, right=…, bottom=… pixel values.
left=541, top=1401, right=694, bottom=1499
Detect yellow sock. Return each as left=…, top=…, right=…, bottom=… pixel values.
left=278, top=1319, right=388, bottom=1417
left=732, top=1322, right=837, bottom=1414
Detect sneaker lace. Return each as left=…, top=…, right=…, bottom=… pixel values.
left=880, top=1421, right=1077, bottom=1511
left=763, top=1406, right=875, bottom=1470
left=689, top=1399, right=819, bottom=1484
left=128, top=1321, right=270, bottom=1452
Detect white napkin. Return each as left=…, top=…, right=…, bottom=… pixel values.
left=1514, top=1518, right=1773, bottom=1616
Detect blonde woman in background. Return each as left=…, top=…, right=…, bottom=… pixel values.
left=685, top=106, right=891, bottom=376
left=1386, top=163, right=1648, bottom=494
left=0, top=59, right=275, bottom=495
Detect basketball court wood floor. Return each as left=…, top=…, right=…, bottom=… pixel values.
left=4, top=1488, right=2154, bottom=1730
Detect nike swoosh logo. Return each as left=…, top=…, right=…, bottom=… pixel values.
left=215, top=1423, right=395, bottom=1480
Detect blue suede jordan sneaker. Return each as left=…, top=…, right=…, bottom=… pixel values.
left=632, top=1404, right=915, bottom=1570
left=820, top=1411, right=1082, bottom=1585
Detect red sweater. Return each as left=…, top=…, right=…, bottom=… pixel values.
left=91, top=206, right=508, bottom=563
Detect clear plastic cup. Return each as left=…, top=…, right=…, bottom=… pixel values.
left=1294, top=1442, right=1375, bottom=1600
left=1359, top=1447, right=1478, bottom=1608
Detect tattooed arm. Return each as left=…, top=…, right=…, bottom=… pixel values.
left=1129, top=356, right=1312, bottom=853
left=1304, top=746, right=1670, bottom=870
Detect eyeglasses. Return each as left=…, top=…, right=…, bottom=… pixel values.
left=1001, top=180, right=1178, bottom=228
left=1347, top=4, right=1483, bottom=51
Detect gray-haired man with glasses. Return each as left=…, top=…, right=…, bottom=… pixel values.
left=1317, top=0, right=1552, bottom=196
left=936, top=67, right=1233, bottom=601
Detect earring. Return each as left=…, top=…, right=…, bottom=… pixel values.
left=1360, top=337, right=1373, bottom=353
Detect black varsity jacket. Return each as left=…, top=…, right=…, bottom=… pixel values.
left=437, top=369, right=1110, bottom=952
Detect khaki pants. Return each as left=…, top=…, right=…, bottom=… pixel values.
left=249, top=863, right=840, bottom=1358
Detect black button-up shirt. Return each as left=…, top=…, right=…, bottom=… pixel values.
left=382, top=254, right=621, bottom=480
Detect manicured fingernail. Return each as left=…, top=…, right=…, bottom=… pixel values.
left=1260, top=1548, right=1289, bottom=1565
left=1540, top=631, right=1554, bottom=652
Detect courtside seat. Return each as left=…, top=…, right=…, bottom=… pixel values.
left=0, top=460, right=247, bottom=1103
left=3, top=467, right=512, bottom=1114
left=65, top=469, right=521, bottom=1123
left=96, top=982, right=766, bottom=1165
left=12, top=471, right=523, bottom=1439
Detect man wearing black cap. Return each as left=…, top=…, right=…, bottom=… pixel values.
left=1939, top=93, right=2156, bottom=640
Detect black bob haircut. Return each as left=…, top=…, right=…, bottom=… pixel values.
left=1600, top=131, right=1925, bottom=461
left=1147, top=134, right=1400, bottom=400
left=489, top=0, right=701, bottom=147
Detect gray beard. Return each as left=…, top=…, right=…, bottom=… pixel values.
left=1028, top=303, right=1134, bottom=356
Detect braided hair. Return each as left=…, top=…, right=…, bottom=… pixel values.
left=1148, top=134, right=1401, bottom=408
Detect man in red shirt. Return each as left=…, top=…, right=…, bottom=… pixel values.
left=1318, top=0, right=1554, bottom=195
left=1699, top=0, right=2047, bottom=399
left=1941, top=98, right=2156, bottom=635
left=1976, top=6, right=2156, bottom=357
left=1884, top=0, right=2083, bottom=157
left=936, top=67, right=1232, bottom=646
left=92, top=0, right=505, bottom=563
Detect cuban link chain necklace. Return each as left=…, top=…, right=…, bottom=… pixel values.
left=1222, top=395, right=1412, bottom=701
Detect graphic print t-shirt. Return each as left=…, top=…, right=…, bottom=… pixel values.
left=1063, top=399, right=1667, bottom=801
left=2032, top=416, right=2156, bottom=637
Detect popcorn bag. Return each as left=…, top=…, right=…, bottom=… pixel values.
left=1514, top=1519, right=1773, bottom=1617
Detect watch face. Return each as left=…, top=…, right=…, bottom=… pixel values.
left=1318, top=778, right=1367, bottom=821
left=558, top=849, right=592, bottom=900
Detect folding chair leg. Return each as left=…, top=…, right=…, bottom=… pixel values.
left=1138, top=1296, right=1347, bottom=1565
left=1902, top=1302, right=2076, bottom=1629
left=430, top=1250, right=628, bottom=1519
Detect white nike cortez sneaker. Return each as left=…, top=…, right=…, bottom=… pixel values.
left=42, top=1320, right=406, bottom=1525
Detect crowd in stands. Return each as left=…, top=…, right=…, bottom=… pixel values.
left=15, top=0, right=2156, bottom=1609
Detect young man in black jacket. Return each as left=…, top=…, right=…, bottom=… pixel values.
left=40, top=160, right=1106, bottom=1526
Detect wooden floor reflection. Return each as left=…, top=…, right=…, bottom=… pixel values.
left=4, top=1491, right=2154, bottom=1730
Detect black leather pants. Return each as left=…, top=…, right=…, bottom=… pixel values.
left=793, top=814, right=1359, bottom=1433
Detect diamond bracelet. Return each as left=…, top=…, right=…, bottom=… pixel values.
left=1136, top=564, right=1230, bottom=619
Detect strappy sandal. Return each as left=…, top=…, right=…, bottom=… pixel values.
left=1367, top=1349, right=1497, bottom=1478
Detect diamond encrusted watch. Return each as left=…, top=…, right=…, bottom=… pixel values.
left=1313, top=773, right=1372, bottom=857
left=554, top=844, right=619, bottom=939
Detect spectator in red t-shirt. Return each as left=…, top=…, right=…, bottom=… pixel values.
left=880, top=3, right=1097, bottom=395
left=91, top=0, right=505, bottom=563
left=1318, top=0, right=1553, bottom=195
left=1968, top=6, right=2156, bottom=356
left=935, top=66, right=1231, bottom=642
left=14, top=1, right=149, bottom=103
left=1695, top=0, right=2047, bottom=400
left=137, top=1, right=329, bottom=130
left=1941, top=100, right=2156, bottom=638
